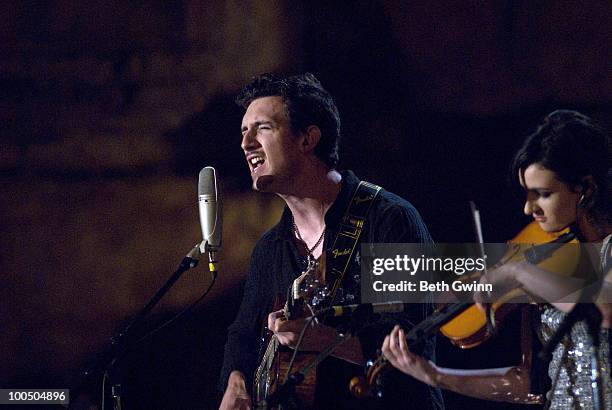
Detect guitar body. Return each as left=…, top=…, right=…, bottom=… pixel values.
left=253, top=271, right=326, bottom=409
left=253, top=343, right=318, bottom=409
left=277, top=350, right=317, bottom=408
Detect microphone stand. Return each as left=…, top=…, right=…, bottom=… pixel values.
left=78, top=243, right=213, bottom=410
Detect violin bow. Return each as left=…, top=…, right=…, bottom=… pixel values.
left=469, top=201, right=496, bottom=334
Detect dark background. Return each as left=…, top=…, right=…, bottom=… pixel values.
left=1, top=1, right=611, bottom=408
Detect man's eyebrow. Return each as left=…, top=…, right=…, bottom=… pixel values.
left=241, top=120, right=272, bottom=132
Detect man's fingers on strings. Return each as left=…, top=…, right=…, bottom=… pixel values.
left=267, top=310, right=278, bottom=329
left=277, top=333, right=297, bottom=346
left=267, top=309, right=286, bottom=331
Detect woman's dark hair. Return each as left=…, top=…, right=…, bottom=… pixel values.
left=236, top=73, right=340, bottom=168
left=512, top=109, right=611, bottom=224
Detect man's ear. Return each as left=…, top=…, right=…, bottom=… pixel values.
left=300, top=125, right=322, bottom=153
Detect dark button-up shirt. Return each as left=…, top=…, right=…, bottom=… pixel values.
left=219, top=170, right=443, bottom=409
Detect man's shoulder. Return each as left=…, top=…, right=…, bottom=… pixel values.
left=251, top=217, right=288, bottom=256
left=254, top=225, right=281, bottom=248
left=343, top=170, right=418, bottom=216
left=362, top=183, right=432, bottom=243
left=371, top=186, right=421, bottom=219
left=375, top=186, right=414, bottom=207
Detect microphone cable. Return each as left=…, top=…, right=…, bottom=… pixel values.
left=98, top=270, right=217, bottom=409
left=133, top=272, right=217, bottom=345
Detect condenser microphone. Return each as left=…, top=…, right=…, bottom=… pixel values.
left=198, top=167, right=222, bottom=269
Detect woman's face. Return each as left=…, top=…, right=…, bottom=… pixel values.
left=520, top=163, right=581, bottom=232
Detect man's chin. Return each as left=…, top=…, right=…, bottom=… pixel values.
left=253, top=175, right=275, bottom=192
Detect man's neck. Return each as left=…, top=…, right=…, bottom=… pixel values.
left=280, top=168, right=342, bottom=239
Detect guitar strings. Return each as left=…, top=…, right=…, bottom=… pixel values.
left=285, top=315, right=316, bottom=379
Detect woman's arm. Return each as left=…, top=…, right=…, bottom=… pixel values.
left=477, top=260, right=588, bottom=311
left=382, top=308, right=543, bottom=404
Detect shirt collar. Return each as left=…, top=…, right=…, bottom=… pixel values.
left=273, top=170, right=361, bottom=241
left=324, top=170, right=360, bottom=229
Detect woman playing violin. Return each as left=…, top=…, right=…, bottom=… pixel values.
left=382, top=110, right=612, bottom=408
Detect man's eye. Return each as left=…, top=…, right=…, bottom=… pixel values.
left=539, top=191, right=552, bottom=198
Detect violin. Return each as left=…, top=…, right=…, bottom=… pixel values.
left=440, top=222, right=579, bottom=348
left=349, top=221, right=579, bottom=399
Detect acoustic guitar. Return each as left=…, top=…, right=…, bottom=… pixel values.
left=253, top=263, right=331, bottom=409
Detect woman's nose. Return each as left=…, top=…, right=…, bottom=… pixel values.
left=524, top=199, right=533, bottom=215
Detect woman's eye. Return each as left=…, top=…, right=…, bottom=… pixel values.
left=539, top=191, right=551, bottom=198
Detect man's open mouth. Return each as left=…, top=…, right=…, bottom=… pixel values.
left=249, top=156, right=265, bottom=171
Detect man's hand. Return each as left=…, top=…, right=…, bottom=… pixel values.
left=267, top=309, right=365, bottom=364
left=219, top=371, right=252, bottom=410
left=267, top=309, right=336, bottom=351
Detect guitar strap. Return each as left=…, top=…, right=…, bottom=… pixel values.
left=325, top=180, right=381, bottom=305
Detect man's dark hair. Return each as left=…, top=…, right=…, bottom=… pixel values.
left=236, top=73, right=341, bottom=168
left=512, top=109, right=611, bottom=224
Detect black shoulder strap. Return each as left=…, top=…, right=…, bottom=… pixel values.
left=326, top=181, right=381, bottom=304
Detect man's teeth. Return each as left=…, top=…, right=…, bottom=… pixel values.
left=250, top=156, right=265, bottom=168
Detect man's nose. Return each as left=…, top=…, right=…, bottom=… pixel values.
left=241, top=129, right=255, bottom=151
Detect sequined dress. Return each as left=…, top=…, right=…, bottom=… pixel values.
left=538, top=305, right=611, bottom=409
